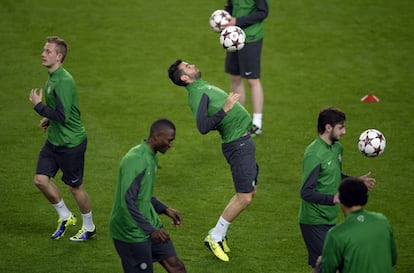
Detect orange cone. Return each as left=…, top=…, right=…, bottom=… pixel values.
left=361, top=94, right=380, bottom=102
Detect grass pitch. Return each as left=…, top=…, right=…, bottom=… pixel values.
left=0, top=0, right=413, bottom=272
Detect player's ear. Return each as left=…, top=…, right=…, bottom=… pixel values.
left=180, top=74, right=189, bottom=82
left=56, top=53, right=63, bottom=63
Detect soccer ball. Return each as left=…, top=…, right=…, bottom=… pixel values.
left=220, top=26, right=246, bottom=52
left=357, top=129, right=386, bottom=157
left=209, top=10, right=231, bottom=32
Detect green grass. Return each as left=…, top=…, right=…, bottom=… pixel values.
left=1, top=0, right=413, bottom=272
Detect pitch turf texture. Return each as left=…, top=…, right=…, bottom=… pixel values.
left=1, top=0, right=413, bottom=272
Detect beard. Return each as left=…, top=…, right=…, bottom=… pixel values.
left=185, top=70, right=201, bottom=83
left=194, top=71, right=202, bottom=80
left=329, top=131, right=340, bottom=143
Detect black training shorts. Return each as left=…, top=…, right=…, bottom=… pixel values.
left=113, top=238, right=177, bottom=273
left=225, top=39, right=263, bottom=79
left=36, top=139, right=87, bottom=187
left=299, top=223, right=335, bottom=267
left=222, top=134, right=259, bottom=193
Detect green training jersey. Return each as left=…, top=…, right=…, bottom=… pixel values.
left=186, top=79, right=252, bottom=143
left=109, top=140, right=164, bottom=243
left=322, top=209, right=397, bottom=273
left=299, top=137, right=343, bottom=225
left=226, top=0, right=269, bottom=43
left=35, top=66, right=86, bottom=147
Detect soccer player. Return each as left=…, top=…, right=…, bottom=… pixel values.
left=168, top=59, right=259, bottom=262
left=222, top=0, right=269, bottom=135
left=29, top=36, right=96, bottom=241
left=109, top=119, right=187, bottom=273
left=321, top=177, right=397, bottom=273
left=298, top=107, right=376, bottom=273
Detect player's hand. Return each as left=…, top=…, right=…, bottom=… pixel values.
left=165, top=207, right=183, bottom=227
left=223, top=92, right=240, bottom=113
left=360, top=171, right=376, bottom=191
left=29, top=88, right=43, bottom=106
left=315, top=256, right=322, bottom=269
left=151, top=228, right=170, bottom=242
left=40, top=117, right=49, bottom=133
left=222, top=17, right=236, bottom=28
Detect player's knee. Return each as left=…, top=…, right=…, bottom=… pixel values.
left=172, top=260, right=186, bottom=273
left=230, top=75, right=243, bottom=84
left=161, top=257, right=186, bottom=273
left=238, top=192, right=254, bottom=207
left=245, top=194, right=254, bottom=206
left=68, top=184, right=83, bottom=194
left=33, top=174, right=47, bottom=187
left=251, top=188, right=257, bottom=198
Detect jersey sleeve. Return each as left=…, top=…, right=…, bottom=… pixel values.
left=234, top=0, right=269, bottom=28
left=151, top=197, right=168, bottom=214
left=196, top=93, right=226, bottom=134
left=124, top=170, right=156, bottom=235
left=224, top=0, right=233, bottom=13
left=321, top=231, right=343, bottom=273
left=33, top=91, right=66, bottom=123
left=387, top=218, right=398, bottom=266
left=301, top=165, right=336, bottom=205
